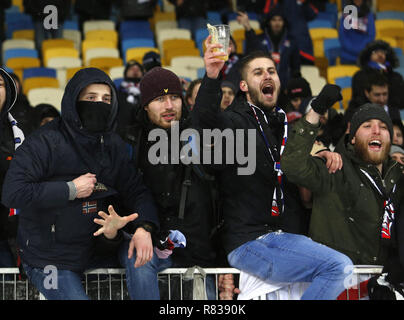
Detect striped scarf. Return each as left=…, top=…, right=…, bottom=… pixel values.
left=249, top=103, right=288, bottom=216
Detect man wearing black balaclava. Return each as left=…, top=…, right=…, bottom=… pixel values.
left=2, top=68, right=160, bottom=300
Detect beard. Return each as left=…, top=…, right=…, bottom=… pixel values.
left=248, top=84, right=278, bottom=111
left=354, top=138, right=391, bottom=166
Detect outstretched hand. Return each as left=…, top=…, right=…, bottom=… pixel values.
left=93, top=205, right=138, bottom=239
left=203, top=35, right=231, bottom=79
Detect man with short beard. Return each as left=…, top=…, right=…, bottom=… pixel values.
left=192, top=44, right=353, bottom=300
left=282, top=102, right=404, bottom=267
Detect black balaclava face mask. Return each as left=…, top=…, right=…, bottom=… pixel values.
left=76, top=101, right=111, bottom=134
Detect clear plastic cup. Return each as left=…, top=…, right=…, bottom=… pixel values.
left=207, top=24, right=230, bottom=61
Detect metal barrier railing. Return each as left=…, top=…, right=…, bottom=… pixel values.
left=0, top=266, right=383, bottom=300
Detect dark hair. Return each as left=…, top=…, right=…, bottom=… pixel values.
left=358, top=40, right=399, bottom=69
left=238, top=51, right=274, bottom=81
left=364, top=72, right=389, bottom=92
left=185, top=78, right=202, bottom=105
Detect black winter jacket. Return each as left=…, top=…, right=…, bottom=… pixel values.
left=1, top=68, right=159, bottom=272
left=124, top=107, right=218, bottom=267
left=192, top=76, right=307, bottom=255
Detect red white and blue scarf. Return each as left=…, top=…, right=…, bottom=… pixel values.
left=249, top=103, right=288, bottom=216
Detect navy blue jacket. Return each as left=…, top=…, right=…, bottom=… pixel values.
left=1, top=68, right=159, bottom=272
left=244, top=29, right=300, bottom=89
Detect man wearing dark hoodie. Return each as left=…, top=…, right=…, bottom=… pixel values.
left=0, top=68, right=27, bottom=270
left=1, top=68, right=160, bottom=300
left=237, top=8, right=300, bottom=92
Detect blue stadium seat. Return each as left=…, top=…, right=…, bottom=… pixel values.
left=195, top=28, right=209, bottom=55
left=398, top=55, right=404, bottom=68
left=23, top=67, right=57, bottom=80
left=63, top=20, right=79, bottom=30
left=316, top=12, right=337, bottom=28
left=197, top=67, right=205, bottom=79
left=120, top=20, right=152, bottom=34
left=324, top=38, right=341, bottom=66
left=113, top=78, right=124, bottom=89
left=4, top=48, right=38, bottom=64
left=308, top=19, right=334, bottom=29
left=121, top=38, right=156, bottom=61
left=335, top=76, right=352, bottom=89
left=5, top=12, right=32, bottom=24
left=227, top=11, right=257, bottom=21
left=6, top=20, right=35, bottom=38
left=376, top=11, right=404, bottom=21
left=120, top=29, right=154, bottom=41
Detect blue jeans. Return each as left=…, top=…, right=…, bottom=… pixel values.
left=22, top=237, right=142, bottom=300
left=227, top=231, right=353, bottom=300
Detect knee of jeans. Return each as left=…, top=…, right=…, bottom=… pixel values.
left=329, top=252, right=354, bottom=277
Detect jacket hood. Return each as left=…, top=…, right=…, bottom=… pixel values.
left=61, top=68, right=118, bottom=134
left=358, top=40, right=399, bottom=69
left=0, top=68, right=18, bottom=117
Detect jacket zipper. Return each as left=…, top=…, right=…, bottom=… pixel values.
left=51, top=224, right=56, bottom=242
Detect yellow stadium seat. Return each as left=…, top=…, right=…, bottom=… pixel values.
left=309, top=28, right=338, bottom=58
left=83, top=20, right=115, bottom=34
left=170, top=56, right=205, bottom=70
left=162, top=39, right=196, bottom=58
left=66, top=67, right=87, bottom=83
left=88, top=57, right=123, bottom=70
left=327, top=65, right=360, bottom=84
left=23, top=77, right=60, bottom=95
left=6, top=57, right=40, bottom=70
left=85, top=30, right=118, bottom=46
left=156, top=28, right=191, bottom=52
left=126, top=47, right=160, bottom=64
left=44, top=47, right=79, bottom=67
left=12, top=0, right=24, bottom=11
left=12, top=29, right=34, bottom=40
left=165, top=47, right=201, bottom=66
left=332, top=87, right=352, bottom=111
left=377, top=0, right=404, bottom=12
left=42, top=39, right=75, bottom=59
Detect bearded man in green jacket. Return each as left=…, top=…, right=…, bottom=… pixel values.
left=282, top=91, right=404, bottom=266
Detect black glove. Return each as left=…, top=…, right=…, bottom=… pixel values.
left=310, top=84, right=342, bottom=115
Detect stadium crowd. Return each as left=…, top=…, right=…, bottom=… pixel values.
left=0, top=0, right=404, bottom=300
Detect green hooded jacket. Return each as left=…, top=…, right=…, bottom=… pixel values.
left=281, top=117, right=404, bottom=265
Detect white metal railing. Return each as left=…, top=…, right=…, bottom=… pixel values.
left=0, top=266, right=383, bottom=300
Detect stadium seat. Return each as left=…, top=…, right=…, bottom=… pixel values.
left=121, top=38, right=156, bottom=62
left=162, top=38, right=197, bottom=57
left=376, top=0, right=404, bottom=12
left=27, top=87, right=64, bottom=111
left=170, top=56, right=205, bottom=70
left=12, top=29, right=35, bottom=40
left=309, top=28, right=338, bottom=58
left=4, top=48, right=38, bottom=65
left=23, top=67, right=57, bottom=80
left=327, top=65, right=359, bottom=84
left=155, top=20, right=178, bottom=34
left=332, top=87, right=352, bottom=111
left=42, top=39, right=75, bottom=59
left=156, top=28, right=191, bottom=53
left=164, top=47, right=201, bottom=66
left=164, top=65, right=197, bottom=81
left=65, top=67, right=86, bottom=83
left=334, top=76, right=352, bottom=89
left=85, top=30, right=118, bottom=46
left=195, top=28, right=210, bottom=55
left=308, top=19, right=334, bottom=29
left=44, top=47, right=79, bottom=67
left=63, top=20, right=79, bottom=31
left=82, top=40, right=117, bottom=63
left=63, top=29, right=82, bottom=50
left=83, top=20, right=115, bottom=34
left=376, top=11, right=404, bottom=21
left=125, top=47, right=160, bottom=64
left=46, top=56, right=82, bottom=69
left=2, top=39, right=34, bottom=53
left=310, top=76, right=327, bottom=96
left=206, top=11, right=222, bottom=25
left=84, top=48, right=120, bottom=66
left=5, top=57, right=40, bottom=70
left=301, top=65, right=320, bottom=79
left=23, top=77, right=59, bottom=95
left=375, top=19, right=404, bottom=34
left=88, top=57, right=123, bottom=71
left=323, top=38, right=341, bottom=66
left=228, top=19, right=260, bottom=33
left=109, top=66, right=125, bottom=81
left=7, top=20, right=34, bottom=38
left=396, top=67, right=404, bottom=77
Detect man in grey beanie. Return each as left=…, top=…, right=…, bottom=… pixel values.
left=282, top=98, right=404, bottom=280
